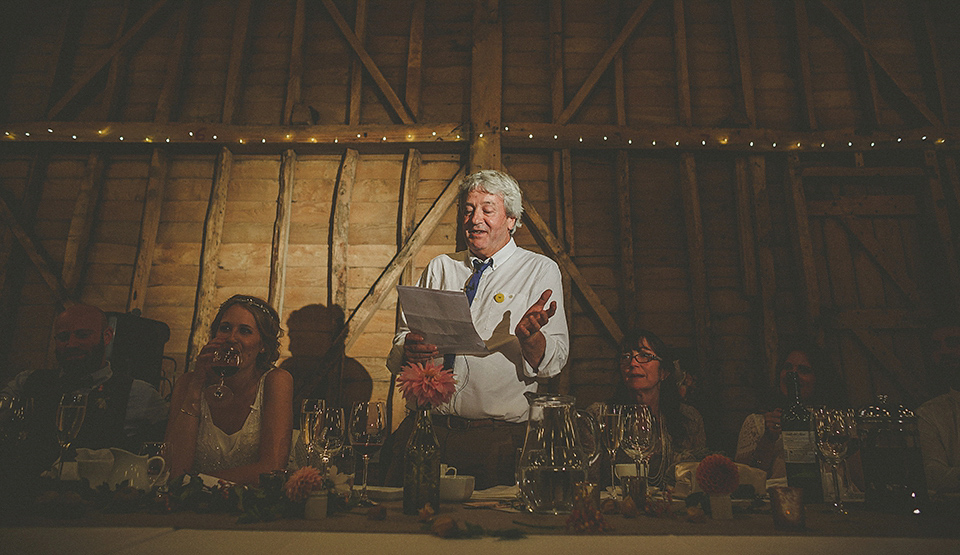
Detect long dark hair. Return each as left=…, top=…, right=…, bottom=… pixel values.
left=210, top=294, right=283, bottom=373
left=763, top=338, right=847, bottom=410
left=612, top=329, right=690, bottom=447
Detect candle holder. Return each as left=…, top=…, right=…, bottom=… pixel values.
left=769, top=486, right=806, bottom=530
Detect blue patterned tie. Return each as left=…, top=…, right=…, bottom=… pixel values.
left=444, top=258, right=492, bottom=369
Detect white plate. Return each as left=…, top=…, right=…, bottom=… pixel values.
left=365, top=486, right=403, bottom=501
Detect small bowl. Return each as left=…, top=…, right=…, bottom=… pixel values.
left=440, top=474, right=475, bottom=502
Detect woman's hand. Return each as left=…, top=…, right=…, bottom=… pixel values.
left=763, top=408, right=782, bottom=440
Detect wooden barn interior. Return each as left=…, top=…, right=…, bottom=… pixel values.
left=1, top=0, right=959, bottom=456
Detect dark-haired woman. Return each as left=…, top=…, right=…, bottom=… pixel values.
left=166, top=295, right=293, bottom=485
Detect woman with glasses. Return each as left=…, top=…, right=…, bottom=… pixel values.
left=734, top=339, right=847, bottom=479
left=592, top=329, right=706, bottom=489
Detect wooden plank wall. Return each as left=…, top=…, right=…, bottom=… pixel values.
left=1, top=0, right=960, bottom=454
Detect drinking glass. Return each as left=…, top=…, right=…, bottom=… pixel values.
left=56, top=392, right=88, bottom=481
left=619, top=404, right=659, bottom=480
left=318, top=407, right=346, bottom=470
left=348, top=401, right=386, bottom=504
left=597, top=404, right=624, bottom=497
left=813, top=408, right=858, bottom=515
left=206, top=342, right=242, bottom=404
left=300, top=398, right=325, bottom=467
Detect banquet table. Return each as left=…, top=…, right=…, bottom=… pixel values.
left=4, top=493, right=960, bottom=555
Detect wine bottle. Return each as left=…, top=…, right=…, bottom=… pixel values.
left=402, top=407, right=440, bottom=515
left=781, top=371, right=823, bottom=503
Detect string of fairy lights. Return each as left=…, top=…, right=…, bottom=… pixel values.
left=1, top=124, right=953, bottom=151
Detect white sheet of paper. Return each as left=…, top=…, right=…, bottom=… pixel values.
left=397, top=285, right=490, bottom=356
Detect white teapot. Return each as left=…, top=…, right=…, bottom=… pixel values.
left=107, top=448, right=166, bottom=491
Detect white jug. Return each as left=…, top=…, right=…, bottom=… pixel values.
left=107, top=448, right=166, bottom=491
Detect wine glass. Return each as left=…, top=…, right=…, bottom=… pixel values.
left=597, top=403, right=624, bottom=497
left=620, top=404, right=659, bottom=480
left=318, top=407, right=346, bottom=471
left=349, top=401, right=386, bottom=504
left=300, top=398, right=325, bottom=467
left=206, top=342, right=242, bottom=404
left=813, top=408, right=858, bottom=515
left=55, top=392, right=88, bottom=481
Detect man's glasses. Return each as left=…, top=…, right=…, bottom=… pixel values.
left=619, top=351, right=662, bottom=365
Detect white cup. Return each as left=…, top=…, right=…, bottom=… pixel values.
left=440, top=464, right=458, bottom=476
left=440, top=474, right=474, bottom=502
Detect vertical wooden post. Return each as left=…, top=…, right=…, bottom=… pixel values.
left=793, top=0, right=817, bottom=130
left=186, top=147, right=233, bottom=372
left=283, top=0, right=306, bottom=125
left=330, top=149, right=358, bottom=405
left=730, top=0, right=756, bottom=127
left=62, top=151, right=106, bottom=297
left=749, top=156, right=779, bottom=387
left=786, top=154, right=822, bottom=341
left=679, top=153, right=709, bottom=369
left=924, top=151, right=960, bottom=311
left=128, top=148, right=168, bottom=312
left=470, top=0, right=502, bottom=172
left=674, top=0, right=692, bottom=126
left=617, top=151, right=636, bottom=331
left=270, top=150, right=296, bottom=317
left=348, top=0, right=368, bottom=125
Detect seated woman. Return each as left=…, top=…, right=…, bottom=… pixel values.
left=166, top=295, right=293, bottom=485
left=734, top=339, right=846, bottom=479
left=593, top=329, right=706, bottom=488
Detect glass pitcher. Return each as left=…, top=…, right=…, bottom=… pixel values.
left=517, top=395, right=600, bottom=514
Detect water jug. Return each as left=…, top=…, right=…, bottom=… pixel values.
left=108, top=448, right=167, bottom=491
left=517, top=395, right=600, bottom=514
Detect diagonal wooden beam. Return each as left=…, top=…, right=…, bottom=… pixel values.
left=836, top=215, right=921, bottom=304
left=793, top=0, right=817, bottom=130
left=556, top=0, right=656, bottom=125
left=348, top=0, right=368, bottom=125
left=62, top=151, right=106, bottom=296
left=321, top=0, right=414, bottom=125
left=405, top=0, right=426, bottom=120
left=0, top=195, right=73, bottom=308
left=155, top=0, right=194, bottom=123
left=128, top=148, right=168, bottom=312
left=283, top=0, right=306, bottom=125
left=730, top=0, right=756, bottom=127
left=523, top=198, right=623, bottom=346
left=921, top=1, right=949, bottom=126
left=46, top=0, right=172, bottom=120
left=222, top=0, right=252, bottom=125
left=850, top=327, right=921, bottom=405
left=818, top=0, right=941, bottom=126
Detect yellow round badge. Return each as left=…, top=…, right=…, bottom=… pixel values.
left=494, top=293, right=505, bottom=303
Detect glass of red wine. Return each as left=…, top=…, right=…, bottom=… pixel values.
left=349, top=401, right=386, bottom=505
left=206, top=342, right=243, bottom=404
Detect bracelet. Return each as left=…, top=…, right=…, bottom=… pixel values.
left=180, top=407, right=200, bottom=418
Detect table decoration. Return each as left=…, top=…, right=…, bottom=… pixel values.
left=695, top=454, right=740, bottom=519
left=396, top=359, right=456, bottom=515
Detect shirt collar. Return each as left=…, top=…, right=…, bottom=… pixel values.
left=61, top=361, right=112, bottom=389
left=468, top=237, right=518, bottom=271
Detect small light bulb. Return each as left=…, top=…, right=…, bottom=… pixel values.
left=848, top=142, right=853, bottom=147
left=652, top=140, right=656, bottom=146
left=357, top=133, right=362, bottom=138
left=382, top=136, right=387, bottom=141
left=772, top=142, right=777, bottom=148
left=579, top=137, right=583, bottom=142
left=24, top=132, right=30, bottom=137
left=701, top=140, right=706, bottom=145
left=212, top=135, right=217, bottom=140
left=189, top=131, right=194, bottom=137
left=870, top=142, right=875, bottom=147
left=675, top=141, right=679, bottom=146
left=165, top=138, right=170, bottom=143
left=479, top=133, right=483, bottom=138
left=553, top=135, right=558, bottom=140
left=897, top=137, right=902, bottom=142
left=529, top=134, right=533, bottom=139
left=628, top=139, right=632, bottom=144
left=432, top=132, right=437, bottom=136
left=820, top=143, right=825, bottom=148
left=334, top=138, right=339, bottom=143
left=749, top=141, right=754, bottom=147
left=603, top=136, right=608, bottom=141
left=72, top=135, right=77, bottom=140
left=922, top=136, right=927, bottom=140
left=47, top=128, right=53, bottom=133
left=119, top=136, right=124, bottom=141
left=261, top=138, right=266, bottom=143
left=504, top=126, right=509, bottom=131
left=286, top=134, right=291, bottom=139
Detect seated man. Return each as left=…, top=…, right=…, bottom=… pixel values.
left=2, top=304, right=167, bottom=475
left=918, top=320, right=960, bottom=493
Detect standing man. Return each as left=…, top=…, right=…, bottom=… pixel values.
left=384, top=169, right=569, bottom=489
left=918, top=320, right=960, bottom=493
left=2, top=304, right=168, bottom=474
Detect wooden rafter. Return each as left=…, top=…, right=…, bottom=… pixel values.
left=556, top=0, right=656, bottom=125
left=850, top=327, right=921, bottom=404
left=786, top=154, right=822, bottom=341
left=46, top=0, right=172, bottom=120
left=405, top=0, right=426, bottom=120
left=321, top=0, right=414, bottom=125
left=616, top=151, right=635, bottom=331
left=398, top=148, right=422, bottom=289
left=730, top=0, right=756, bottom=127
left=923, top=150, right=960, bottom=309
left=284, top=0, right=306, bottom=125
left=680, top=153, right=709, bottom=367
left=331, top=148, right=358, bottom=312
left=854, top=1, right=880, bottom=128
left=269, top=149, right=297, bottom=316
left=100, top=1, right=132, bottom=121
left=128, top=148, right=168, bottom=312
left=674, top=0, right=691, bottom=126
left=734, top=157, right=757, bottom=296
left=348, top=0, right=368, bottom=125
left=818, top=0, right=941, bottom=126
left=155, top=0, right=194, bottom=123
left=921, top=1, right=949, bottom=126
left=223, top=0, right=252, bottom=125
left=42, top=0, right=79, bottom=119
left=748, top=156, right=778, bottom=387
left=793, top=0, right=817, bottom=130
left=470, top=0, right=502, bottom=172
left=835, top=216, right=921, bottom=304
left=62, top=151, right=106, bottom=296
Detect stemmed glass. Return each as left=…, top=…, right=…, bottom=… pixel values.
left=813, top=408, right=858, bottom=515
left=55, top=392, right=88, bottom=481
left=597, top=403, right=624, bottom=497
left=317, top=407, right=346, bottom=471
left=300, top=399, right=325, bottom=467
left=206, top=342, right=242, bottom=404
left=349, top=401, right=386, bottom=505
left=620, top=404, right=660, bottom=480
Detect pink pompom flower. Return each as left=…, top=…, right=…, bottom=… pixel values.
left=396, top=360, right=457, bottom=409
left=695, top=454, right=740, bottom=496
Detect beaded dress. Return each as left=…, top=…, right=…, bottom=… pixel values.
left=193, top=368, right=273, bottom=474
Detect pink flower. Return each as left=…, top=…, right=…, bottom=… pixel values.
left=396, top=360, right=457, bottom=408
left=285, top=466, right=327, bottom=503
left=695, top=454, right=740, bottom=496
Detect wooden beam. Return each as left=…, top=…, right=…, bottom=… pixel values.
left=399, top=148, right=422, bottom=289
left=921, top=1, right=949, bottom=125
left=674, top=0, right=692, bottom=126
left=807, top=195, right=919, bottom=217
left=62, top=151, right=106, bottom=296
left=679, top=153, right=709, bottom=368
left=561, top=149, right=574, bottom=255
left=405, top=0, right=426, bottom=120
left=46, top=0, right=172, bottom=120
left=222, top=0, right=252, bottom=125
left=786, top=154, right=822, bottom=340
left=850, top=327, right=922, bottom=405
left=0, top=195, right=73, bottom=308
left=100, top=1, right=132, bottom=121
left=321, top=0, right=414, bottom=125
left=793, top=0, right=817, bottom=130
left=855, top=1, right=880, bottom=129
left=42, top=1, right=79, bottom=119
left=749, top=155, right=779, bottom=389
left=557, top=0, right=656, bottom=125
left=612, top=0, right=626, bottom=126
left=269, top=149, right=297, bottom=317
left=523, top=198, right=622, bottom=346
left=924, top=150, right=960, bottom=310
left=616, top=151, right=635, bottom=330
left=730, top=0, right=756, bottom=127
left=283, top=0, right=306, bottom=125
left=734, top=157, right=757, bottom=296
left=836, top=215, right=921, bottom=304
left=186, top=147, right=232, bottom=372
left=470, top=0, right=502, bottom=171
left=818, top=0, right=941, bottom=126
left=831, top=309, right=929, bottom=330
left=127, top=148, right=168, bottom=312
left=155, top=0, right=194, bottom=123
left=550, top=0, right=564, bottom=120
left=800, top=166, right=925, bottom=178
left=331, top=148, right=358, bottom=311
left=348, top=0, right=368, bottom=125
